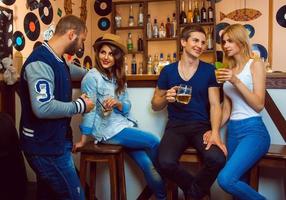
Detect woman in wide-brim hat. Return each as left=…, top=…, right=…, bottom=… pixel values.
left=74, top=33, right=167, bottom=200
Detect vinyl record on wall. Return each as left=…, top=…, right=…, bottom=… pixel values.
left=33, top=41, right=43, bottom=50
left=215, top=22, right=230, bottom=44
left=1, top=0, right=16, bottom=6
left=73, top=58, right=81, bottom=67
left=94, top=0, right=112, bottom=16
left=39, top=0, right=54, bottom=25
left=98, top=17, right=110, bottom=31
left=24, top=12, right=41, bottom=41
left=76, top=43, right=84, bottom=58
left=244, top=24, right=255, bottom=38
left=83, top=56, right=92, bottom=69
left=276, top=5, right=286, bottom=28
left=12, top=31, right=25, bottom=51
left=252, top=43, right=268, bottom=60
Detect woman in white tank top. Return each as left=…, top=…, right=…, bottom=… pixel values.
left=215, top=24, right=270, bottom=200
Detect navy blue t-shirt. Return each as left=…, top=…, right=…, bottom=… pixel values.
left=157, top=61, right=219, bottom=121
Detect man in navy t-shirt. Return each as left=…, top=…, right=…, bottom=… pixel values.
left=152, top=24, right=227, bottom=200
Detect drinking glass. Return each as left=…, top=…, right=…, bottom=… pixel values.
left=176, top=84, right=192, bottom=104
left=215, top=61, right=228, bottom=83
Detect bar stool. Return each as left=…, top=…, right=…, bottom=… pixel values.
left=77, top=141, right=126, bottom=200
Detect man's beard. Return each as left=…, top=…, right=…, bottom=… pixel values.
left=65, top=38, right=80, bottom=55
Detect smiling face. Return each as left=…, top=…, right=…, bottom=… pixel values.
left=98, top=44, right=115, bottom=69
left=181, top=32, right=206, bottom=59
left=222, top=33, right=241, bottom=57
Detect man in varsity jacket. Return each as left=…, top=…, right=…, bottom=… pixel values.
left=19, top=15, right=94, bottom=200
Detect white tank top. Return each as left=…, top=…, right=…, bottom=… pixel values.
left=223, top=59, right=260, bottom=120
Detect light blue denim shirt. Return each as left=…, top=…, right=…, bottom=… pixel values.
left=80, top=68, right=136, bottom=141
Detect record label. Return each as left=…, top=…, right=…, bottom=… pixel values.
left=276, top=5, right=286, bottom=28
left=94, top=0, right=111, bottom=16
left=24, top=12, right=40, bottom=41
left=98, top=17, right=110, bottom=31
left=12, top=31, right=25, bottom=51
left=39, top=0, right=53, bottom=25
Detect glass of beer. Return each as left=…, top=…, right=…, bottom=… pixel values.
left=215, top=61, right=227, bottom=83
left=176, top=84, right=192, bottom=104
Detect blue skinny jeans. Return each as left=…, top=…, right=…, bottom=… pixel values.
left=103, top=127, right=166, bottom=200
left=218, top=117, right=270, bottom=200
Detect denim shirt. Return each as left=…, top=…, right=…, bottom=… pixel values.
left=80, top=68, right=136, bottom=141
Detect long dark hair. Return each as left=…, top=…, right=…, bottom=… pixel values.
left=94, top=44, right=126, bottom=95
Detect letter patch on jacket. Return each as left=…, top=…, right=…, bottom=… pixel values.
left=35, top=79, right=52, bottom=102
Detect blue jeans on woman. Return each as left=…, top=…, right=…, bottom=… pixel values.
left=103, top=127, right=166, bottom=200
left=218, top=117, right=270, bottom=200
left=25, top=141, right=85, bottom=200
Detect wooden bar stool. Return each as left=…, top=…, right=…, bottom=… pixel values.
left=77, top=141, right=126, bottom=200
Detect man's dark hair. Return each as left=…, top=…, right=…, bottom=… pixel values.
left=181, top=24, right=206, bottom=41
left=54, top=15, right=87, bottom=36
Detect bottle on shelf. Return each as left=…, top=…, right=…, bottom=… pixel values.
left=128, top=5, right=134, bottom=27
left=201, top=0, right=207, bottom=22
left=180, top=0, right=187, bottom=24
left=153, top=54, right=159, bottom=74
left=172, top=13, right=177, bottom=38
left=193, top=1, right=200, bottom=23
left=138, top=62, right=143, bottom=74
left=207, top=1, right=214, bottom=22
left=115, top=11, right=122, bottom=28
left=147, top=55, right=153, bottom=75
left=207, top=27, right=213, bottom=50
left=159, top=22, right=166, bottom=38
left=157, top=53, right=165, bottom=74
left=124, top=56, right=129, bottom=74
left=172, top=52, right=177, bottom=63
left=166, top=54, right=172, bottom=65
left=187, top=0, right=193, bottom=23
left=127, top=32, right=133, bottom=53
left=138, top=3, right=144, bottom=26
left=153, top=19, right=159, bottom=38
left=137, top=35, right=143, bottom=51
left=166, top=17, right=172, bottom=38
left=146, top=14, right=153, bottom=39
left=131, top=54, right=137, bottom=74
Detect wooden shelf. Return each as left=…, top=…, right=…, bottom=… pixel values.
left=126, top=51, right=144, bottom=55
left=115, top=26, right=144, bottom=30
left=147, top=37, right=178, bottom=41
left=180, top=22, right=215, bottom=27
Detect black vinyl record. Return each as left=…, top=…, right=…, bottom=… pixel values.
left=276, top=5, right=286, bottom=28
left=94, top=0, right=112, bottom=16
left=24, top=12, right=41, bottom=41
left=76, top=43, right=84, bottom=58
left=39, top=0, right=53, bottom=25
left=33, top=41, right=43, bottom=50
left=98, top=17, right=110, bottom=31
left=1, top=0, right=16, bottom=6
left=73, top=58, right=81, bottom=67
left=12, top=31, right=25, bottom=51
left=83, top=56, right=92, bottom=69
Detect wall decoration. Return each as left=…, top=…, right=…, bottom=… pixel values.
left=0, top=6, right=13, bottom=65
left=1, top=0, right=16, bottom=6
left=252, top=43, right=268, bottom=61
left=215, top=22, right=229, bottom=44
left=43, top=24, right=55, bottom=41
left=276, top=5, right=286, bottom=28
left=220, top=8, right=262, bottom=22
left=76, top=43, right=84, bottom=58
left=26, top=0, right=44, bottom=11
left=80, top=0, right=87, bottom=23
left=12, top=31, right=25, bottom=51
left=83, top=55, right=92, bottom=69
left=24, top=12, right=41, bottom=41
left=244, top=24, right=255, bottom=38
left=57, top=8, right=62, bottom=17
left=33, top=41, right=42, bottom=50
left=64, top=0, right=72, bottom=15
left=94, top=0, right=112, bottom=16
left=98, top=17, right=110, bottom=31
left=39, top=0, right=53, bottom=25
left=72, top=58, right=81, bottom=67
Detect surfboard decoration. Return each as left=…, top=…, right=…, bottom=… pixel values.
left=220, top=8, right=262, bottom=21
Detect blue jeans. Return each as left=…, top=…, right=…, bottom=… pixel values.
left=25, top=141, right=85, bottom=200
left=103, top=127, right=166, bottom=200
left=218, top=117, right=270, bottom=200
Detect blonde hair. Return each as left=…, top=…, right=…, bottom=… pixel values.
left=221, top=24, right=253, bottom=68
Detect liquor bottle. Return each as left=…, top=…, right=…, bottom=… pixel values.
left=166, top=17, right=172, bottom=38
left=153, top=54, right=159, bottom=74
left=131, top=54, right=137, bottom=74
left=207, top=27, right=213, bottom=50
left=138, top=62, right=143, bottom=74
left=159, top=22, right=166, bottom=38
left=172, top=52, right=177, bottom=63
left=137, top=35, right=143, bottom=51
left=127, top=32, right=133, bottom=53
left=147, top=55, right=153, bottom=75
left=128, top=5, right=134, bottom=27
left=207, top=1, right=214, bottom=22
left=124, top=56, right=129, bottom=74
left=172, top=13, right=177, bottom=37
left=193, top=1, right=200, bottom=23
left=146, top=14, right=153, bottom=39
left=166, top=53, right=172, bottom=65
left=180, top=0, right=187, bottom=24
left=115, top=11, right=122, bottom=28
left=138, top=3, right=144, bottom=26
left=157, top=53, right=165, bottom=74
left=201, top=0, right=207, bottom=22
left=153, top=19, right=159, bottom=38
left=187, top=0, right=193, bottom=23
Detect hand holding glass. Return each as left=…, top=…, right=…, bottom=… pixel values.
left=176, top=84, right=192, bottom=104
left=215, top=62, right=228, bottom=83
